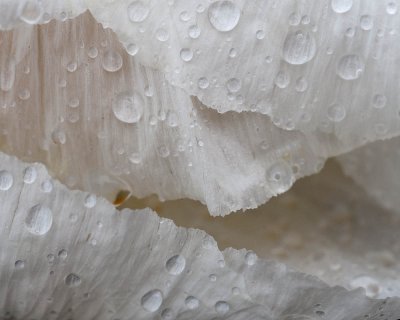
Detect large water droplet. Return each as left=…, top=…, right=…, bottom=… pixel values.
left=113, top=91, right=144, bottom=124
left=267, top=161, right=293, bottom=194
left=102, top=50, right=123, bottom=72
left=141, top=289, right=163, bottom=312
left=65, top=273, right=81, bottom=287
left=20, top=0, right=43, bottom=24
left=331, top=0, right=353, bottom=13
left=128, top=1, right=150, bottom=22
left=0, top=170, right=13, bottom=191
left=165, top=255, right=186, bottom=275
left=208, top=1, right=241, bottom=32
left=25, top=205, right=53, bottom=236
left=215, top=301, right=230, bottom=315
left=185, top=296, right=200, bottom=309
left=337, top=54, right=364, bottom=80
left=283, top=31, right=316, bottom=65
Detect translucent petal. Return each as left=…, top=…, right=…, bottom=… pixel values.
left=0, top=150, right=398, bottom=318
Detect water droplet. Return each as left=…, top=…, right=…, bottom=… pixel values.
left=267, top=161, right=294, bottom=194
left=209, top=274, right=217, bottom=281
left=47, top=253, right=55, bottom=264
left=128, top=1, right=150, bottom=22
left=84, top=194, right=97, bottom=208
left=256, top=30, right=265, bottom=40
left=25, top=204, right=53, bottom=236
left=66, top=62, right=77, bottom=73
left=226, top=78, right=241, bottom=92
left=331, top=0, right=353, bottom=13
left=372, top=94, right=387, bottom=109
left=180, top=48, right=193, bottom=62
left=232, top=287, right=241, bottom=295
left=274, top=71, right=290, bottom=88
left=283, top=31, right=316, bottom=65
left=0, top=170, right=13, bottom=191
left=161, top=308, right=173, bottom=319
left=288, top=12, right=301, bottom=26
left=188, top=25, right=201, bottom=38
left=337, top=54, right=364, bottom=80
left=327, top=103, right=346, bottom=122
left=387, top=2, right=398, bottom=15
left=295, top=77, right=308, bottom=92
left=87, top=46, right=98, bottom=59
left=58, top=249, right=68, bottom=260
left=185, top=296, right=199, bottom=309
left=126, top=43, right=139, bottom=56
left=20, top=0, right=43, bottom=24
left=165, top=255, right=186, bottom=275
left=350, top=276, right=380, bottom=298
left=102, top=50, right=123, bottom=72
left=15, top=260, right=25, bottom=270
left=166, top=110, right=179, bottom=127
left=360, top=15, right=373, bottom=31
left=229, top=48, right=237, bottom=58
left=41, top=180, right=53, bottom=193
left=18, top=89, right=31, bottom=100
left=68, top=98, right=80, bottom=108
left=208, top=1, right=240, bottom=32
left=51, top=129, right=66, bottom=145
left=129, top=153, right=142, bottom=164
left=158, top=145, right=170, bottom=158
left=23, top=166, right=37, bottom=184
left=65, top=273, right=81, bottom=287
left=245, top=250, right=257, bottom=266
left=215, top=301, right=230, bottom=315
left=156, top=28, right=169, bottom=42
left=198, top=77, right=209, bottom=89
left=141, top=289, right=163, bottom=312
left=179, top=10, right=191, bottom=21
left=113, top=91, right=144, bottom=124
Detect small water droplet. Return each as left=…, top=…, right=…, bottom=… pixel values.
left=25, top=204, right=53, bottom=236
left=113, top=91, right=144, bottom=124
left=208, top=1, right=240, bottom=32
left=256, top=30, right=265, bottom=40
left=15, top=260, right=25, bottom=270
left=295, top=77, right=308, bottom=92
left=165, top=255, right=186, bottom=275
left=283, top=31, right=316, bottom=65
left=180, top=48, right=193, bottom=62
left=102, top=50, right=123, bottom=72
left=274, top=71, right=290, bottom=88
left=161, top=308, right=173, bottom=319
left=141, top=289, right=163, bottom=312
left=198, top=77, right=209, bottom=89
left=87, top=46, right=98, bottom=59
left=0, top=59, right=16, bottom=92
left=327, top=103, right=346, bottom=122
left=126, top=43, right=139, bottom=56
left=23, top=166, right=37, bottom=184
left=51, top=129, right=66, bottom=145
left=84, top=194, right=97, bottom=208
left=209, top=274, right=217, bottom=281
left=372, top=94, right=387, bottom=109
left=18, top=89, right=31, bottom=100
left=267, top=161, right=293, bottom=194
left=215, top=301, right=230, bottom=315
left=0, top=170, right=13, bottom=191
left=387, top=2, right=398, bottom=15
left=337, top=54, right=364, bottom=80
left=41, top=180, right=53, bottom=193
left=158, top=145, right=170, bottom=158
left=129, top=152, right=142, bottom=164
left=58, top=249, right=68, bottom=260
left=185, top=296, right=199, bottom=309
left=128, top=1, right=150, bottom=22
left=156, top=28, right=169, bottom=42
left=66, top=62, right=77, bottom=73
left=360, top=15, right=373, bottom=31
left=331, top=0, right=353, bottom=13
left=65, top=273, right=81, bottom=287
left=188, top=25, right=201, bottom=38
left=226, top=78, right=241, bottom=92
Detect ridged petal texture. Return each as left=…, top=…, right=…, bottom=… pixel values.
left=0, top=150, right=398, bottom=319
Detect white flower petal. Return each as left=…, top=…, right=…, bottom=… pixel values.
left=0, top=150, right=398, bottom=317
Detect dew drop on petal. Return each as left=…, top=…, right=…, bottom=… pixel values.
left=387, top=2, right=398, bottom=15
left=282, top=31, right=317, bottom=65
left=102, top=50, right=123, bottom=72
left=245, top=250, right=257, bottom=266
left=15, top=260, right=25, bottom=270
left=87, top=46, right=98, bottom=59
left=113, top=91, right=144, bottom=124
left=156, top=28, right=169, bottom=42
left=23, top=166, right=37, bottom=184
left=226, top=78, right=241, bottom=92
left=128, top=1, right=150, bottom=22
left=372, top=94, right=387, bottom=109
left=141, top=289, right=163, bottom=312
left=327, top=103, right=346, bottom=122
left=331, top=0, right=353, bottom=13
left=126, top=43, right=139, bottom=56
left=198, top=77, right=209, bottom=89
left=20, top=0, right=43, bottom=24
left=25, top=205, right=53, bottom=236
left=337, top=54, right=364, bottom=80
left=267, top=161, right=294, bottom=194
left=360, top=15, right=373, bottom=31
left=180, top=48, right=193, bottom=62
left=188, top=25, right=201, bottom=38
left=208, top=1, right=241, bottom=32
left=165, top=255, right=186, bottom=275
left=215, top=301, right=230, bottom=315
left=84, top=194, right=97, bottom=208
left=0, top=170, right=13, bottom=191
left=161, top=308, right=173, bottom=319
left=185, top=296, right=200, bottom=310
left=65, top=273, right=81, bottom=287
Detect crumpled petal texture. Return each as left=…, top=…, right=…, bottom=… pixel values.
left=0, top=12, right=329, bottom=215
left=0, top=150, right=399, bottom=318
